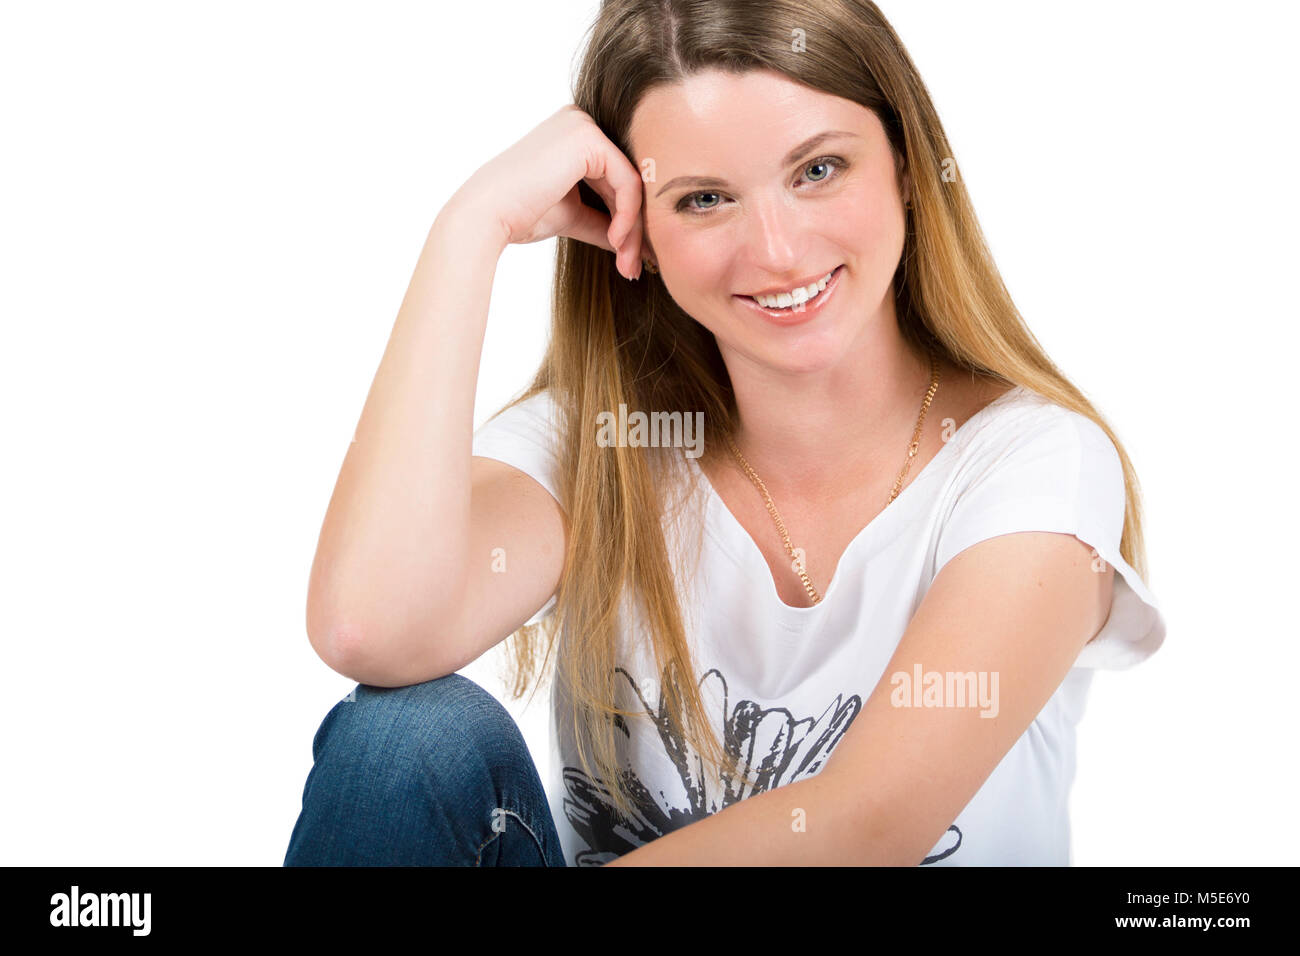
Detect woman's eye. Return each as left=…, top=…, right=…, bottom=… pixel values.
left=800, top=156, right=845, bottom=184
left=803, top=159, right=833, bottom=182
left=675, top=156, right=846, bottom=214
left=677, top=191, right=724, bottom=213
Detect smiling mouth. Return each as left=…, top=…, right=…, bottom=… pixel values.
left=737, top=265, right=844, bottom=313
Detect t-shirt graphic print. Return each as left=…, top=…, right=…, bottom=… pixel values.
left=557, top=663, right=964, bottom=866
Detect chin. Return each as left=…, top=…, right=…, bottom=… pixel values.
left=722, top=320, right=854, bottom=375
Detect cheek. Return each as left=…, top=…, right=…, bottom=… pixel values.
left=831, top=181, right=900, bottom=246
left=833, top=207, right=905, bottom=287
left=655, top=223, right=730, bottom=290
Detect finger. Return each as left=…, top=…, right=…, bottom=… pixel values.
left=605, top=204, right=643, bottom=280
left=621, top=207, right=644, bottom=279
left=560, top=187, right=618, bottom=254
left=586, top=141, right=644, bottom=255
left=578, top=173, right=640, bottom=278
left=579, top=176, right=628, bottom=270
left=587, top=178, right=645, bottom=279
left=582, top=175, right=620, bottom=240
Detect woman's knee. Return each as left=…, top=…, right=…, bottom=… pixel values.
left=311, top=673, right=530, bottom=782
left=288, top=673, right=557, bottom=866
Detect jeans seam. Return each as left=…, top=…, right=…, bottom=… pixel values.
left=474, top=808, right=550, bottom=866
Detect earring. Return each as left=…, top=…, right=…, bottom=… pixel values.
left=643, top=259, right=658, bottom=274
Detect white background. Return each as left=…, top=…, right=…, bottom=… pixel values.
left=2, top=0, right=1295, bottom=866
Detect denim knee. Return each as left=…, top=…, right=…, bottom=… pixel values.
left=286, top=673, right=556, bottom=866
left=314, top=674, right=532, bottom=784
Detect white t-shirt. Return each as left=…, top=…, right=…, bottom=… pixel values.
left=471, top=384, right=1166, bottom=866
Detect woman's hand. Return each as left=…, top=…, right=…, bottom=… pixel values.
left=448, top=104, right=646, bottom=279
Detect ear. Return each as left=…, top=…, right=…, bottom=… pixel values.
left=640, top=227, right=658, bottom=270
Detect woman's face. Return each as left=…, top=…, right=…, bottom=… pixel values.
left=628, top=68, right=910, bottom=374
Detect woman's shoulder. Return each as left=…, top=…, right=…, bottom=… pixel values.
left=952, top=378, right=1122, bottom=502
left=947, top=372, right=1116, bottom=467
left=943, top=370, right=1037, bottom=444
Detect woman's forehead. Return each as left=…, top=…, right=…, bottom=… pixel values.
left=628, top=72, right=881, bottom=168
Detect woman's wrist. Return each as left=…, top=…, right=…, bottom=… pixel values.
left=433, top=189, right=511, bottom=258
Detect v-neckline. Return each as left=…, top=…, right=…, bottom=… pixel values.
left=687, top=385, right=1028, bottom=620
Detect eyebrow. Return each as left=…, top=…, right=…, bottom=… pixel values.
left=653, top=130, right=860, bottom=198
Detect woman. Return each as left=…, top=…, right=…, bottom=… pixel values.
left=284, top=0, right=1165, bottom=867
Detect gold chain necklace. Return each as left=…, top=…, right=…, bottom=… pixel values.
left=724, top=344, right=940, bottom=606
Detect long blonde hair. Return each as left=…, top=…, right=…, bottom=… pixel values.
left=488, top=0, right=1151, bottom=826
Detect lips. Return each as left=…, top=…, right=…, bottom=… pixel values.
left=735, top=264, right=845, bottom=325
left=741, top=267, right=838, bottom=301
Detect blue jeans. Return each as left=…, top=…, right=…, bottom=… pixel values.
left=283, top=674, right=568, bottom=866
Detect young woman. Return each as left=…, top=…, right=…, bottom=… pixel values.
left=284, top=0, right=1165, bottom=867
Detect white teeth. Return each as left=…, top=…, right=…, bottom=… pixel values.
left=753, top=269, right=836, bottom=309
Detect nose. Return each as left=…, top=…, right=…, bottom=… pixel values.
left=742, top=191, right=808, bottom=276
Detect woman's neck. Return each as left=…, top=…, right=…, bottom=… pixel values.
left=718, top=324, right=940, bottom=503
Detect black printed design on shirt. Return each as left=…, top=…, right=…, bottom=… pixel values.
left=560, top=666, right=963, bottom=866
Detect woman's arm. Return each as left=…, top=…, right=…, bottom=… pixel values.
left=306, top=105, right=647, bottom=682
left=305, top=200, right=511, bottom=674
